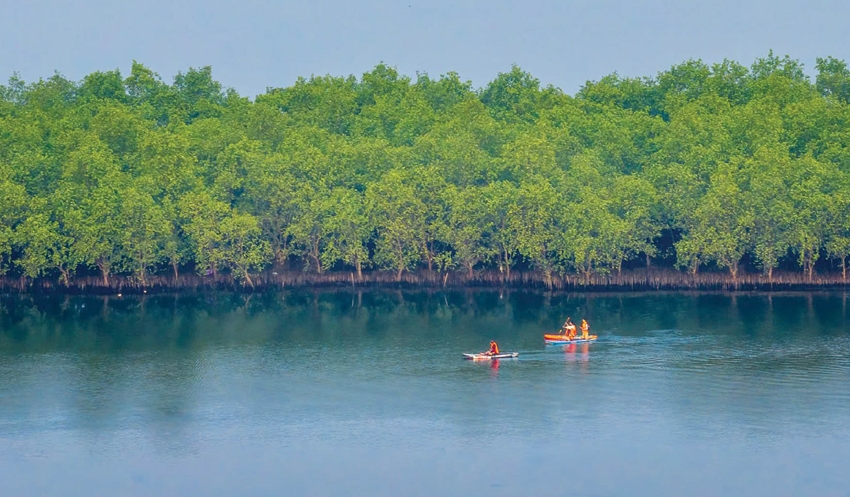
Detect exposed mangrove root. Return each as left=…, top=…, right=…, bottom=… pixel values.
left=1, top=268, right=848, bottom=295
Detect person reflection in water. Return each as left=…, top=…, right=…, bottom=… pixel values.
left=564, top=342, right=576, bottom=362
left=564, top=342, right=590, bottom=369
left=579, top=342, right=590, bottom=365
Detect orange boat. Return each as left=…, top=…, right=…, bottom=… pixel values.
left=544, top=334, right=597, bottom=344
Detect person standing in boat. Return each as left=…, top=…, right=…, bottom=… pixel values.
left=580, top=319, right=590, bottom=339
left=486, top=341, right=500, bottom=356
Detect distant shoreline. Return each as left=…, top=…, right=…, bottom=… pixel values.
left=1, top=268, right=847, bottom=295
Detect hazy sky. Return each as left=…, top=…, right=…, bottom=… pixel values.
left=2, top=0, right=848, bottom=98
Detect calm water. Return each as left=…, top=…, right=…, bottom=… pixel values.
left=1, top=290, right=849, bottom=497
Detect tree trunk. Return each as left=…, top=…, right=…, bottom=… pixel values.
left=172, top=262, right=179, bottom=281
left=500, top=246, right=512, bottom=282
left=767, top=266, right=773, bottom=284
left=646, top=253, right=651, bottom=268
left=355, top=259, right=362, bottom=280
left=312, top=249, right=322, bottom=273
left=583, top=264, right=593, bottom=284
left=279, top=239, right=290, bottom=270
left=842, top=257, right=846, bottom=281
left=243, top=271, right=255, bottom=288
left=395, top=241, right=405, bottom=282
left=467, top=262, right=474, bottom=278
left=425, top=241, right=434, bottom=272
left=97, top=259, right=110, bottom=287
left=59, top=266, right=71, bottom=287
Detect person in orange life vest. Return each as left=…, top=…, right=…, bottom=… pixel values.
left=564, top=317, right=577, bottom=339
left=580, top=319, right=590, bottom=339
left=486, top=341, right=500, bottom=356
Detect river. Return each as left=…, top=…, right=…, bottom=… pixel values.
left=1, top=290, right=849, bottom=496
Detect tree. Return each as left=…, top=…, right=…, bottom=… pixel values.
left=117, top=186, right=169, bottom=286
left=446, top=186, right=497, bottom=277
left=179, top=192, right=230, bottom=277
left=510, top=176, right=562, bottom=287
left=656, top=59, right=712, bottom=103
left=480, top=65, right=552, bottom=123
left=87, top=102, right=146, bottom=160
left=788, top=157, right=835, bottom=280
left=218, top=212, right=270, bottom=287
left=322, top=188, right=371, bottom=278
left=172, top=66, right=224, bottom=123
left=408, top=168, right=451, bottom=272
left=825, top=173, right=850, bottom=279
left=500, top=127, right=558, bottom=181
left=411, top=97, right=503, bottom=186
left=565, top=190, right=623, bottom=279
left=415, top=71, right=474, bottom=113
left=743, top=160, right=791, bottom=281
left=482, top=181, right=520, bottom=280
left=0, top=178, right=27, bottom=275
left=124, top=61, right=173, bottom=127
left=241, top=152, right=301, bottom=267
left=258, top=74, right=358, bottom=135
left=288, top=184, right=330, bottom=273
left=816, top=56, right=850, bottom=103
left=676, top=163, right=753, bottom=279
left=367, top=170, right=424, bottom=281
left=826, top=229, right=850, bottom=281
left=137, top=129, right=199, bottom=200
left=13, top=212, right=72, bottom=282
left=161, top=199, right=191, bottom=280
left=610, top=175, right=661, bottom=268
left=353, top=79, right=434, bottom=146
left=78, top=69, right=126, bottom=103
left=70, top=179, right=124, bottom=286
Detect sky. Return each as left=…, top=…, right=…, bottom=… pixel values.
left=2, top=0, right=849, bottom=98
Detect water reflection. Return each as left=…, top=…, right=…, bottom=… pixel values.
left=1, top=290, right=849, bottom=496
left=560, top=342, right=591, bottom=371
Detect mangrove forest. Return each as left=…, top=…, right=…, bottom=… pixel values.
left=2, top=52, right=850, bottom=291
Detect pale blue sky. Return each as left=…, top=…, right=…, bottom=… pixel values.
left=2, top=0, right=848, bottom=97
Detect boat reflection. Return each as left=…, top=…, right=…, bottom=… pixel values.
left=562, top=342, right=590, bottom=368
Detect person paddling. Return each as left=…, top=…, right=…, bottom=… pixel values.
left=486, top=340, right=500, bottom=356
left=580, top=319, right=590, bottom=339
left=564, top=318, right=577, bottom=339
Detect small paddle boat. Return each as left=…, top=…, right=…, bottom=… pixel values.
left=463, top=352, right=519, bottom=360
left=543, top=334, right=597, bottom=344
